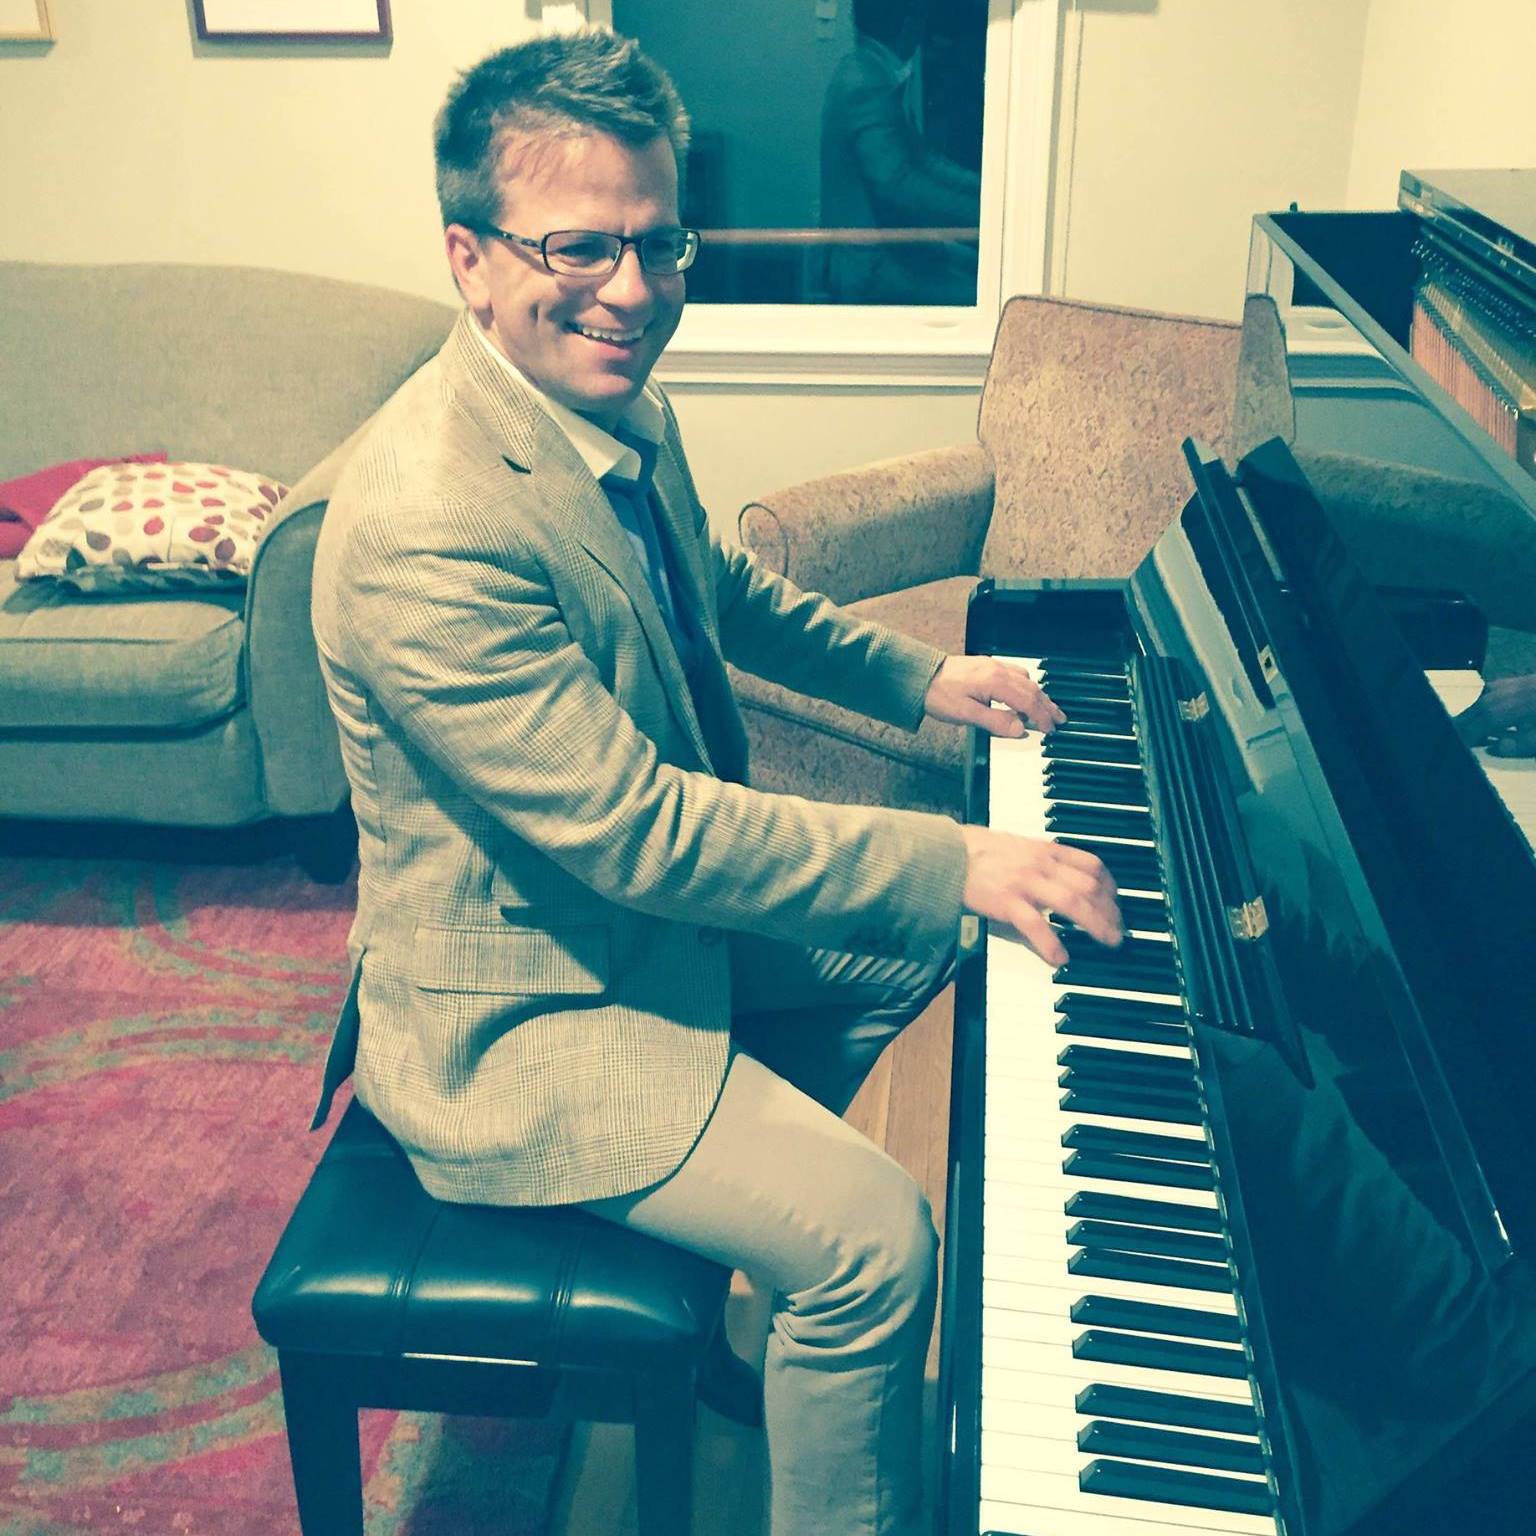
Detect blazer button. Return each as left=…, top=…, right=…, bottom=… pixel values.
left=698, top=925, right=723, bottom=947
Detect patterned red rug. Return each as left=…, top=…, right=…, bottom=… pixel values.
left=0, top=841, right=566, bottom=1535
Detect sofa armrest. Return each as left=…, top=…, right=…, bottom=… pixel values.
left=738, top=441, right=994, bottom=606
left=1298, top=447, right=1536, bottom=633
left=242, top=422, right=372, bottom=817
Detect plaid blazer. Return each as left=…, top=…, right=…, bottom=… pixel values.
left=309, top=311, right=967, bottom=1206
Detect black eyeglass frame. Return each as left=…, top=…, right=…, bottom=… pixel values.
left=476, top=224, right=702, bottom=277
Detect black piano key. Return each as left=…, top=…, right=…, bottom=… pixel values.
left=1061, top=1124, right=1210, bottom=1163
left=1050, top=895, right=1169, bottom=938
left=1056, top=993, right=1186, bottom=1028
left=1045, top=763, right=1147, bottom=805
left=1080, top=1458, right=1276, bottom=1518
left=1075, top=1382, right=1258, bottom=1436
left=1056, top=935, right=1178, bottom=981
left=1058, top=1044, right=1195, bottom=1087
left=1112, top=894, right=1170, bottom=934
left=1044, top=758, right=1142, bottom=792
left=1072, top=1328, right=1249, bottom=1380
left=1047, top=804, right=1154, bottom=840
left=1069, top=1293, right=1241, bottom=1341
left=1064, top=1193, right=1224, bottom=1235
left=1066, top=1219, right=1228, bottom=1265
left=1064, top=1184, right=1214, bottom=1225
left=1054, top=949, right=1179, bottom=995
left=1038, top=663, right=1124, bottom=694
left=1061, top=1090, right=1202, bottom=1126
left=1054, top=838, right=1164, bottom=891
left=1049, top=699, right=1135, bottom=733
left=1068, top=1248, right=1231, bottom=1292
left=1043, top=733, right=1142, bottom=766
left=1077, top=1420, right=1267, bottom=1476
left=1055, top=1011, right=1187, bottom=1048
left=1064, top=1150, right=1216, bottom=1191
left=1039, top=655, right=1127, bottom=679
left=1059, top=1070, right=1201, bottom=1114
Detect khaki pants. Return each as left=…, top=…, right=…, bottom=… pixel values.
left=582, top=932, right=956, bottom=1536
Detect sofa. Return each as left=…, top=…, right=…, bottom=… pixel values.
left=0, top=262, right=456, bottom=876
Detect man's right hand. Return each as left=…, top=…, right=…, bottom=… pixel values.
left=960, top=825, right=1123, bottom=967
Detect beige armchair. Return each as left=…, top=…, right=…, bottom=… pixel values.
left=731, top=294, right=1294, bottom=814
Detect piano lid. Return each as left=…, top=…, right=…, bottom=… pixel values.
left=1127, top=437, right=1536, bottom=1536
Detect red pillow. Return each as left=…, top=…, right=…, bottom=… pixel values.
left=0, top=454, right=168, bottom=559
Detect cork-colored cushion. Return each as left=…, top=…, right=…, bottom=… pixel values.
left=978, top=295, right=1242, bottom=580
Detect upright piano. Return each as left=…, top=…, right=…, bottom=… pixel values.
left=939, top=170, right=1536, bottom=1536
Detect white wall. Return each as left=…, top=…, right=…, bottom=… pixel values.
left=3, top=1, right=1532, bottom=527
left=1347, top=0, right=1536, bottom=208
left=0, top=1, right=974, bottom=527
left=1054, top=0, right=1373, bottom=320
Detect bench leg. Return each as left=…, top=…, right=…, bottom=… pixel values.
left=278, top=1351, right=365, bottom=1536
left=632, top=1366, right=697, bottom=1536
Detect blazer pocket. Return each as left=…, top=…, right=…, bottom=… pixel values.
left=412, top=923, right=608, bottom=997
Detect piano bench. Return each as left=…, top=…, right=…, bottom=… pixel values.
left=251, top=1099, right=730, bottom=1536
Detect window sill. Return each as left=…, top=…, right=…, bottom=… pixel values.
left=656, top=346, right=990, bottom=391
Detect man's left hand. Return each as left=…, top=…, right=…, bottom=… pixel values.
left=924, top=655, right=1066, bottom=737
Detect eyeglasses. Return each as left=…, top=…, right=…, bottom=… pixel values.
left=478, top=224, right=701, bottom=277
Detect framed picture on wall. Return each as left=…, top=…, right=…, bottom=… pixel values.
left=0, top=0, right=52, bottom=41
left=192, top=0, right=391, bottom=43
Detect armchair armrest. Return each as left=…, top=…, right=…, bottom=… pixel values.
left=738, top=440, right=994, bottom=605
left=242, top=420, right=374, bottom=817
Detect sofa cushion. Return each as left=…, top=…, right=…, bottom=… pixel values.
left=0, top=560, right=245, bottom=730
left=18, top=461, right=284, bottom=592
left=729, top=574, right=976, bottom=802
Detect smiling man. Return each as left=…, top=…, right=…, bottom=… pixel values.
left=309, top=31, right=1119, bottom=1536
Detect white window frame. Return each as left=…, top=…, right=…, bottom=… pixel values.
left=537, top=0, right=1061, bottom=386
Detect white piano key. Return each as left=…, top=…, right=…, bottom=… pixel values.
left=984, top=1337, right=1251, bottom=1403
left=984, top=1275, right=1237, bottom=1321
left=979, top=1254, right=1238, bottom=1318
left=979, top=1496, right=1268, bottom=1536
left=980, top=1396, right=1257, bottom=1447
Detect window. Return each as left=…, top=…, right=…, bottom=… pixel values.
left=543, top=0, right=1060, bottom=379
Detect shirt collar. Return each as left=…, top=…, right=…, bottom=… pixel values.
left=471, top=319, right=665, bottom=482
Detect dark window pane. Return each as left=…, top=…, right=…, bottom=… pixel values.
left=611, top=0, right=986, bottom=306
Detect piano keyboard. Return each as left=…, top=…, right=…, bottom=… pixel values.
left=977, top=655, right=1280, bottom=1536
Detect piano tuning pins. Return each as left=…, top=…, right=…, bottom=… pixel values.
left=1226, top=897, right=1270, bottom=942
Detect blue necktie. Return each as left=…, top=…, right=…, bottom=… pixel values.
left=603, top=427, right=700, bottom=681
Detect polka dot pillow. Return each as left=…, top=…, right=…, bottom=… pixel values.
left=17, top=460, right=287, bottom=592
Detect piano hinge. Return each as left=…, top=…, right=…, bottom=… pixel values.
left=1227, top=896, right=1270, bottom=942
left=1257, top=645, right=1279, bottom=682
left=1178, top=692, right=1210, bottom=722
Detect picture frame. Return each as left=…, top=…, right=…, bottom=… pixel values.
left=192, top=0, right=391, bottom=43
left=0, top=0, right=52, bottom=42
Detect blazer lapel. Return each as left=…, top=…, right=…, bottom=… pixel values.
left=560, top=473, right=717, bottom=773
left=440, top=313, right=715, bottom=772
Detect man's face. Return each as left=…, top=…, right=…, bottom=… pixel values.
left=450, top=130, right=686, bottom=428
